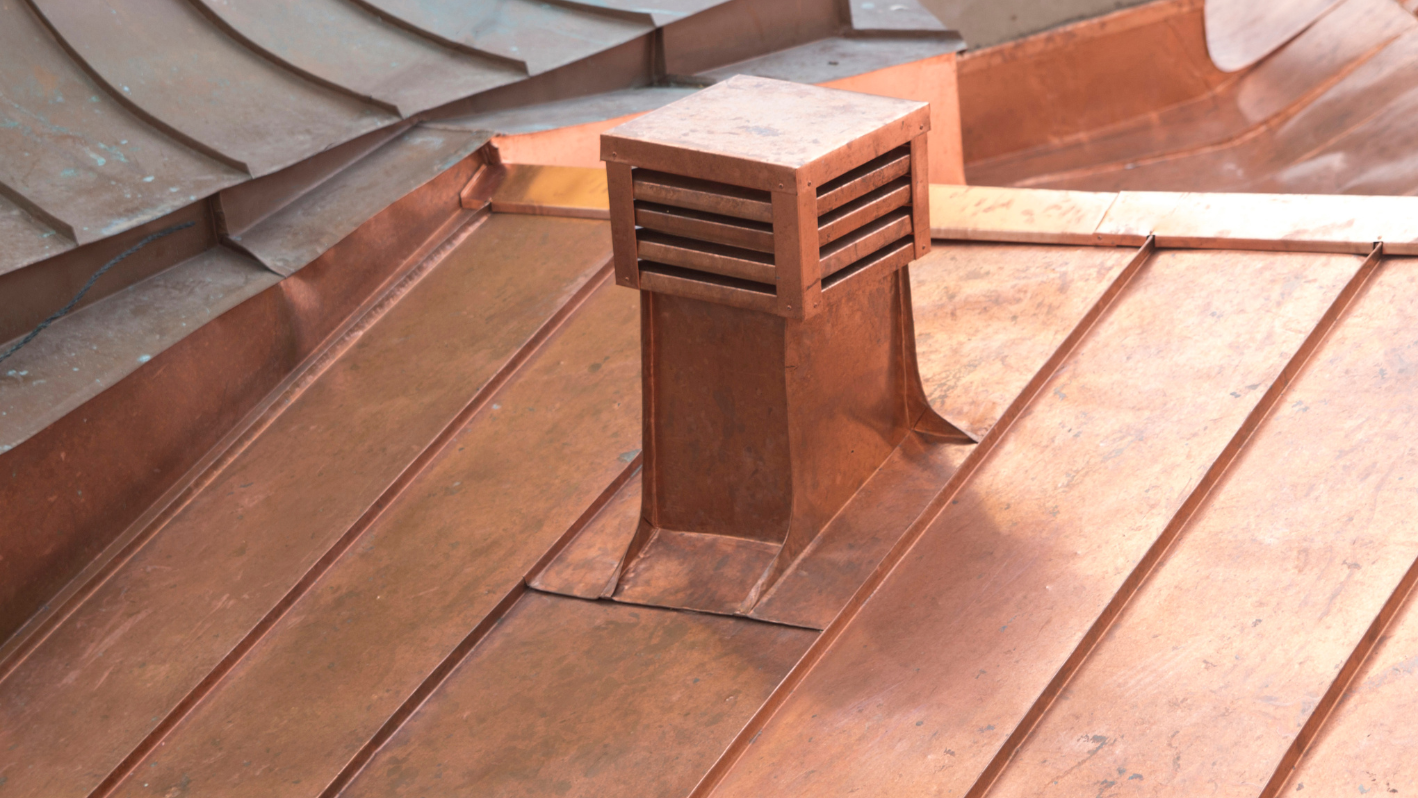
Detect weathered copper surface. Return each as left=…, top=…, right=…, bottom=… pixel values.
left=530, top=467, right=644, bottom=600
left=956, top=0, right=1227, bottom=168
left=340, top=592, right=815, bottom=798
left=0, top=163, right=476, bottom=649
left=103, top=276, right=640, bottom=798
left=747, top=433, right=971, bottom=629
left=0, top=0, right=241, bottom=247
left=0, top=199, right=215, bottom=347
left=702, top=246, right=1364, bottom=797
left=910, top=241, right=1135, bottom=439
left=988, top=246, right=1400, bottom=797
left=1204, top=0, right=1341, bottom=71
left=929, top=185, right=1117, bottom=245
left=0, top=215, right=611, bottom=797
left=27, top=0, right=397, bottom=176
left=189, top=0, right=522, bottom=116
left=227, top=128, right=486, bottom=274
left=933, top=186, right=1418, bottom=256
left=353, top=0, right=651, bottom=75
left=963, top=0, right=1418, bottom=197
left=0, top=247, right=276, bottom=451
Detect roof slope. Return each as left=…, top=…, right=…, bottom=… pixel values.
left=961, top=0, right=1418, bottom=196
left=9, top=172, right=1418, bottom=797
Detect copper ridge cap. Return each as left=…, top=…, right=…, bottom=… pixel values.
left=598, top=77, right=971, bottom=618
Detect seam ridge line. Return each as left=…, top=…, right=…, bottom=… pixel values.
left=0, top=209, right=484, bottom=685
left=685, top=237, right=1158, bottom=798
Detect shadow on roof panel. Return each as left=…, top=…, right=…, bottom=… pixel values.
left=188, top=0, right=524, bottom=117
left=0, top=0, right=242, bottom=248
left=352, top=0, right=652, bottom=75
left=28, top=0, right=398, bottom=177
left=556, top=0, right=732, bottom=26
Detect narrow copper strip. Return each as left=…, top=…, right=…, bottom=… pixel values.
left=86, top=261, right=614, bottom=798
left=967, top=243, right=1386, bottom=798
left=688, top=237, right=1158, bottom=798
left=0, top=209, right=485, bottom=686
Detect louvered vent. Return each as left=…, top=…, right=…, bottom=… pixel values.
left=628, top=145, right=920, bottom=314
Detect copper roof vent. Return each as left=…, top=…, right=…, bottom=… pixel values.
left=601, top=75, right=970, bottom=617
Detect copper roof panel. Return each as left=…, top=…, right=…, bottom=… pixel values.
left=928, top=185, right=1119, bottom=245
left=341, top=592, right=815, bottom=798
left=353, top=0, right=651, bottom=75
left=227, top=126, right=488, bottom=275
left=531, top=466, right=643, bottom=599
left=0, top=215, right=610, bottom=798
left=432, top=86, right=697, bottom=135
left=849, top=0, right=948, bottom=32
left=0, top=195, right=72, bottom=276
left=105, top=273, right=641, bottom=798
left=957, top=0, right=1229, bottom=168
left=748, top=434, right=971, bottom=629
left=1249, top=82, right=1418, bottom=197
left=189, top=0, right=524, bottom=117
left=0, top=0, right=241, bottom=246
left=971, top=0, right=1416, bottom=191
left=28, top=0, right=397, bottom=177
left=0, top=246, right=276, bottom=451
left=1204, top=0, right=1342, bottom=72
left=986, top=250, right=1415, bottom=795
left=911, top=241, right=1135, bottom=439
left=555, top=0, right=729, bottom=27
left=705, top=247, right=1363, bottom=797
left=1286, top=321, right=1418, bottom=784
left=698, top=34, right=965, bottom=85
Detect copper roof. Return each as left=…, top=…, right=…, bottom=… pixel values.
left=10, top=1, right=1418, bottom=795
left=962, top=0, right=1418, bottom=194
left=0, top=0, right=961, bottom=276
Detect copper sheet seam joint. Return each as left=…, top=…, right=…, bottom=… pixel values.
left=597, top=75, right=972, bottom=619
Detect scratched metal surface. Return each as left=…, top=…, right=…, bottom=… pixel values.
left=190, top=0, right=524, bottom=117
left=987, top=252, right=1418, bottom=796
left=0, top=0, right=242, bottom=251
left=705, top=247, right=1365, bottom=797
left=106, top=277, right=641, bottom=798
left=351, top=0, right=652, bottom=75
left=28, top=0, right=397, bottom=178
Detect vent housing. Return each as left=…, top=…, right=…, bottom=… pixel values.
left=603, top=75, right=931, bottom=319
